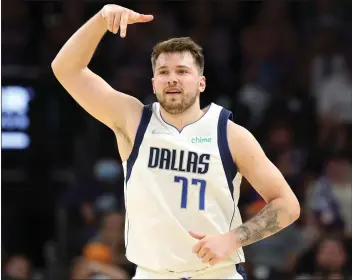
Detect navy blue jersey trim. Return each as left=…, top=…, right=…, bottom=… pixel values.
left=125, top=104, right=152, bottom=251
left=125, top=104, right=153, bottom=183
left=236, top=264, right=247, bottom=280
left=217, top=108, right=238, bottom=200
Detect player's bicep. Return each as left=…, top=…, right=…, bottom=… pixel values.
left=228, top=122, right=294, bottom=203
left=54, top=67, right=143, bottom=130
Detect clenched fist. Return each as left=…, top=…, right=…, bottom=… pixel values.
left=189, top=231, right=238, bottom=266
left=101, top=4, right=154, bottom=37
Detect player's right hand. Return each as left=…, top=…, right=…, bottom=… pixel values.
left=101, top=4, right=154, bottom=37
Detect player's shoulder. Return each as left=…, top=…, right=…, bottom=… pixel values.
left=226, top=120, right=257, bottom=145
left=211, top=103, right=256, bottom=142
left=226, top=120, right=264, bottom=169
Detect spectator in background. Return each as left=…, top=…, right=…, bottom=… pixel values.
left=66, top=199, right=99, bottom=262
left=315, top=48, right=352, bottom=144
left=313, top=236, right=351, bottom=280
left=80, top=201, right=98, bottom=238
left=295, top=235, right=352, bottom=280
left=237, top=66, right=271, bottom=129
left=70, top=256, right=129, bottom=279
left=93, top=158, right=124, bottom=213
left=64, top=158, right=123, bottom=261
left=238, top=2, right=300, bottom=130
left=262, top=122, right=307, bottom=188
left=242, top=1, right=298, bottom=93
left=318, top=124, right=351, bottom=153
left=264, top=71, right=317, bottom=149
left=70, top=257, right=93, bottom=280
left=306, top=153, right=352, bottom=237
left=3, top=255, right=31, bottom=280
left=310, top=16, right=346, bottom=99
left=81, top=211, right=133, bottom=279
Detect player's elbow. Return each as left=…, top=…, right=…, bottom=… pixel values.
left=287, top=195, right=301, bottom=222
left=51, top=60, right=57, bottom=72
left=51, top=59, right=63, bottom=77
left=51, top=57, right=79, bottom=77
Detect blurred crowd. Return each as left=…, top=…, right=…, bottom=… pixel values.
left=2, top=0, right=352, bottom=279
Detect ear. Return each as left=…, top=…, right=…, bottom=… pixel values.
left=199, top=76, right=206, bottom=93
left=151, top=78, right=156, bottom=95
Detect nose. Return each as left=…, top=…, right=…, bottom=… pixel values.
left=167, top=72, right=178, bottom=85
left=168, top=81, right=177, bottom=87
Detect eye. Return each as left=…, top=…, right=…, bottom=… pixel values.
left=178, top=69, right=188, bottom=74
left=159, top=70, right=168, bottom=75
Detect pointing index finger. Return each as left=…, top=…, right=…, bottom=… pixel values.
left=130, top=12, right=154, bottom=23
left=139, top=14, right=154, bottom=22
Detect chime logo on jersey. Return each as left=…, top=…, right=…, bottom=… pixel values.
left=147, top=147, right=210, bottom=174
left=191, top=136, right=212, bottom=144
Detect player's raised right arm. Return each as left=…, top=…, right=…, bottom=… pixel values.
left=51, top=5, right=153, bottom=131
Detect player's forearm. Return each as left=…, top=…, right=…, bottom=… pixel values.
left=232, top=198, right=300, bottom=247
left=52, top=11, right=107, bottom=73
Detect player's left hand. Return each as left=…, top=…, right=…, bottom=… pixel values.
left=189, top=231, right=238, bottom=266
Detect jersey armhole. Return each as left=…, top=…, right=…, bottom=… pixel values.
left=125, top=104, right=153, bottom=183
left=217, top=108, right=238, bottom=200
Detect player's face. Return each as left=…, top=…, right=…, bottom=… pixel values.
left=152, top=52, right=206, bottom=114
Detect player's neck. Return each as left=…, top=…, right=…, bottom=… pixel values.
left=160, top=102, right=205, bottom=132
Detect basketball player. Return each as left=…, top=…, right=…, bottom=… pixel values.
left=52, top=4, right=300, bottom=279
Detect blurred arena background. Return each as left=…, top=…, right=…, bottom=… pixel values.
left=2, top=0, right=352, bottom=279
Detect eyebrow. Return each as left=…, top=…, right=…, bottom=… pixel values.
left=156, top=65, right=191, bottom=71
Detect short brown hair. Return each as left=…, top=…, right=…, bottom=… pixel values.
left=151, top=37, right=204, bottom=75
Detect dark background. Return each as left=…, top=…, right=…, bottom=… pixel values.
left=2, top=0, right=352, bottom=279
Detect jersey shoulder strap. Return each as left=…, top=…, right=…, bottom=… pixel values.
left=126, top=104, right=153, bottom=183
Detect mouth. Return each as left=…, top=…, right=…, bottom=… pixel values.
left=165, top=87, right=182, bottom=95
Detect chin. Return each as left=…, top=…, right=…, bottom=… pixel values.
left=158, top=92, right=198, bottom=115
left=161, top=102, right=186, bottom=115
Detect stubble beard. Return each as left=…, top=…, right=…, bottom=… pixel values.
left=157, top=91, right=199, bottom=115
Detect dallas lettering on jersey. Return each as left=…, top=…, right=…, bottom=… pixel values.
left=148, top=147, right=210, bottom=174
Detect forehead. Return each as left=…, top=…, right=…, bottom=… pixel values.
left=155, top=52, right=197, bottom=69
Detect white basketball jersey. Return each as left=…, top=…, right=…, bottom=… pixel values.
left=122, top=102, right=245, bottom=273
